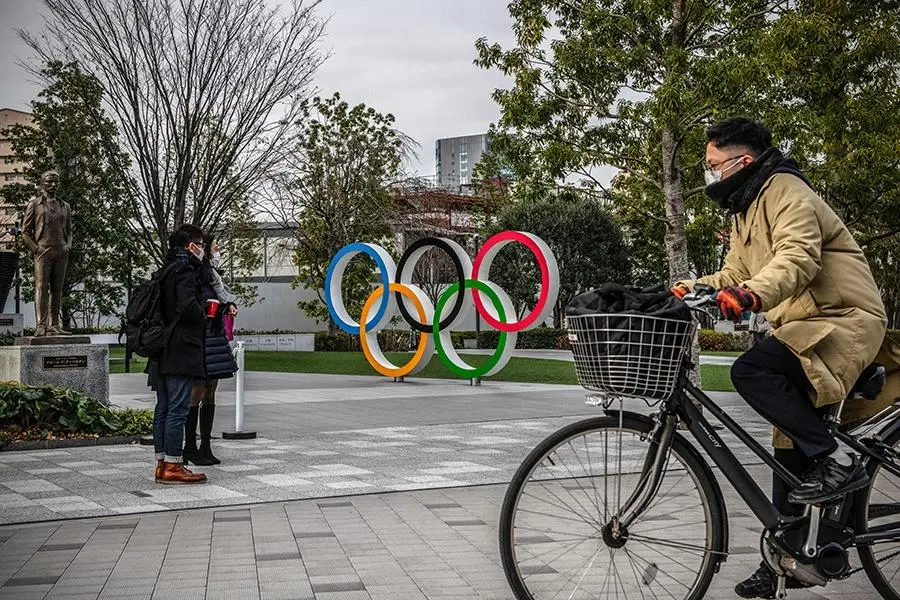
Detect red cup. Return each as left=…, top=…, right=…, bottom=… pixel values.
left=205, top=298, right=220, bottom=318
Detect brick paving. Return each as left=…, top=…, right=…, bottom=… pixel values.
left=0, top=373, right=887, bottom=598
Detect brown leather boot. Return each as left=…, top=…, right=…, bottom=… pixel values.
left=155, top=460, right=164, bottom=482
left=160, top=462, right=207, bottom=485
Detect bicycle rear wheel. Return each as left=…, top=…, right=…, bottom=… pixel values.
left=499, top=414, right=726, bottom=600
left=856, top=428, right=900, bottom=600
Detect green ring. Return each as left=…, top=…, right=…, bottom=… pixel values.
left=433, top=279, right=508, bottom=378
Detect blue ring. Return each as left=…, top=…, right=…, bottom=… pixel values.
left=325, top=243, right=392, bottom=335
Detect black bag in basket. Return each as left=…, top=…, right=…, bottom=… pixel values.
left=566, top=283, right=693, bottom=399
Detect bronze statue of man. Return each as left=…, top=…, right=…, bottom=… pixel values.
left=22, top=171, right=72, bottom=336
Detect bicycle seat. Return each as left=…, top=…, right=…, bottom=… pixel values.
left=850, top=363, right=886, bottom=400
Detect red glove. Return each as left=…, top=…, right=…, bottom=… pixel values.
left=716, top=286, right=761, bottom=323
left=671, top=285, right=690, bottom=299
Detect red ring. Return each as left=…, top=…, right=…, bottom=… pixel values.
left=472, top=231, right=550, bottom=332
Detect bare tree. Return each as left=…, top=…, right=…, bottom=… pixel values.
left=22, top=0, right=327, bottom=262
left=255, top=93, right=416, bottom=332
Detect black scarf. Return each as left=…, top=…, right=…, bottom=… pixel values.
left=705, top=147, right=811, bottom=214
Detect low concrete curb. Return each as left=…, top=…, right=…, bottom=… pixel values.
left=0, top=435, right=145, bottom=452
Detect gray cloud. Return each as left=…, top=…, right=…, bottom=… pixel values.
left=0, top=0, right=516, bottom=176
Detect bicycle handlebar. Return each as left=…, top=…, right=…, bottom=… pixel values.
left=681, top=283, right=718, bottom=309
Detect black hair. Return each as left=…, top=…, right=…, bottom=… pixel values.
left=706, top=117, right=773, bottom=157
left=168, top=224, right=204, bottom=250
left=203, top=233, right=216, bottom=262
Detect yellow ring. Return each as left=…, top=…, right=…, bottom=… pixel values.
left=360, top=283, right=430, bottom=377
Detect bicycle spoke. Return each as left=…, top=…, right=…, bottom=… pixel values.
left=543, top=447, right=609, bottom=526
left=622, top=543, right=650, bottom=600
left=518, top=534, right=593, bottom=568
left=624, top=533, right=716, bottom=556
left=536, top=456, right=606, bottom=528
left=628, top=538, right=704, bottom=582
left=522, top=487, right=603, bottom=530
left=583, top=432, right=605, bottom=526
left=622, top=547, right=683, bottom=600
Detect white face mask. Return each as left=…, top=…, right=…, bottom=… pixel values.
left=211, top=252, right=222, bottom=268
left=703, top=156, right=743, bottom=186
left=189, top=243, right=204, bottom=260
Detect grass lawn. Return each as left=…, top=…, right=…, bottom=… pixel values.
left=244, top=351, right=577, bottom=385
left=700, top=364, right=735, bottom=392
left=107, top=346, right=736, bottom=392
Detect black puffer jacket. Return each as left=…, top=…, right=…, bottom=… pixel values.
left=159, top=249, right=207, bottom=379
left=200, top=274, right=237, bottom=380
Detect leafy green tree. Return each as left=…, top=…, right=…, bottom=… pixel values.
left=261, top=93, right=413, bottom=333
left=485, top=190, right=630, bottom=327
left=476, top=0, right=781, bottom=284
left=756, top=1, right=900, bottom=325
left=476, top=0, right=899, bottom=295
left=0, top=61, right=147, bottom=329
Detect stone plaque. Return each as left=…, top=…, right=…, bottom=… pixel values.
left=43, top=355, right=88, bottom=369
left=0, top=343, right=109, bottom=402
left=0, top=318, right=12, bottom=326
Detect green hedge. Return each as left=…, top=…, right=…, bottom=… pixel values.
left=477, top=327, right=568, bottom=350
left=698, top=329, right=753, bottom=352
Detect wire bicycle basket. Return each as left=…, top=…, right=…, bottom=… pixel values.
left=567, top=313, right=697, bottom=403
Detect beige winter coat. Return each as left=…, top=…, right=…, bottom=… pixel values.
left=679, top=173, right=895, bottom=448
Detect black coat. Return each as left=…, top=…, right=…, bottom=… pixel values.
left=158, top=248, right=207, bottom=379
left=198, top=265, right=237, bottom=380
left=204, top=317, right=236, bottom=379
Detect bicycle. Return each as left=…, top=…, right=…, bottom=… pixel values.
left=499, top=286, right=899, bottom=599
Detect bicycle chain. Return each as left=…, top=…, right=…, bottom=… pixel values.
left=847, top=547, right=900, bottom=577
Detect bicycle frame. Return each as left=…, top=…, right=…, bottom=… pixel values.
left=613, top=373, right=900, bottom=548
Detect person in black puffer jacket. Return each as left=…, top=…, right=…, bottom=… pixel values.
left=183, top=235, right=237, bottom=466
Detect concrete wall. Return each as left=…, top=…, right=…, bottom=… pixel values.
left=5, top=280, right=552, bottom=334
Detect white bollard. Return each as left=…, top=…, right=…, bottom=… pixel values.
left=223, top=341, right=256, bottom=440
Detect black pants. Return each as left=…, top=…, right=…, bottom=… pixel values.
left=731, top=336, right=838, bottom=461
left=773, top=447, right=810, bottom=516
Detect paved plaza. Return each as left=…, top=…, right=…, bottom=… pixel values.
left=0, top=372, right=880, bottom=599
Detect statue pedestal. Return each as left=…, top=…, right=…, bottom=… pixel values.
left=0, top=314, right=23, bottom=335
left=0, top=338, right=109, bottom=403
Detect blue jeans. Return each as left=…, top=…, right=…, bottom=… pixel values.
left=153, top=375, right=194, bottom=462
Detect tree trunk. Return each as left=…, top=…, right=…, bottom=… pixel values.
left=661, top=128, right=690, bottom=284
left=661, top=127, right=701, bottom=388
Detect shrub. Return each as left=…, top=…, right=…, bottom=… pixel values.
left=0, top=332, right=16, bottom=346
left=377, top=329, right=414, bottom=352
left=114, top=408, right=154, bottom=436
left=315, top=331, right=357, bottom=351
left=698, top=329, right=752, bottom=352
left=477, top=327, right=568, bottom=349
left=0, top=382, right=121, bottom=435
left=555, top=334, right=571, bottom=351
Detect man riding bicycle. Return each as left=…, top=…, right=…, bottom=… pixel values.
left=672, top=117, right=888, bottom=598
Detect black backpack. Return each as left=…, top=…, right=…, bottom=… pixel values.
left=122, top=263, right=177, bottom=359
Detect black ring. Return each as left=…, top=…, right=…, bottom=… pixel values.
left=395, top=237, right=467, bottom=333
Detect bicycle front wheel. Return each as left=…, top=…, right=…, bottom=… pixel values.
left=499, top=414, right=726, bottom=600
left=856, top=427, right=900, bottom=600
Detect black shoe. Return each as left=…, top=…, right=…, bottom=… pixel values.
left=199, top=405, right=220, bottom=465
left=787, top=454, right=870, bottom=505
left=734, top=563, right=809, bottom=599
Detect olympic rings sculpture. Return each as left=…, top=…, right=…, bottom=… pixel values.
left=324, top=231, right=560, bottom=379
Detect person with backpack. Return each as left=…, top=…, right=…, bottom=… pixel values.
left=183, top=235, right=238, bottom=466
left=148, top=224, right=210, bottom=485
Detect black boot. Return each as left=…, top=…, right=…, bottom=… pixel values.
left=199, top=404, right=220, bottom=465
left=735, top=562, right=810, bottom=598
left=184, top=406, right=214, bottom=466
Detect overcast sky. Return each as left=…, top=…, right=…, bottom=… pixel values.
left=0, top=0, right=517, bottom=176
